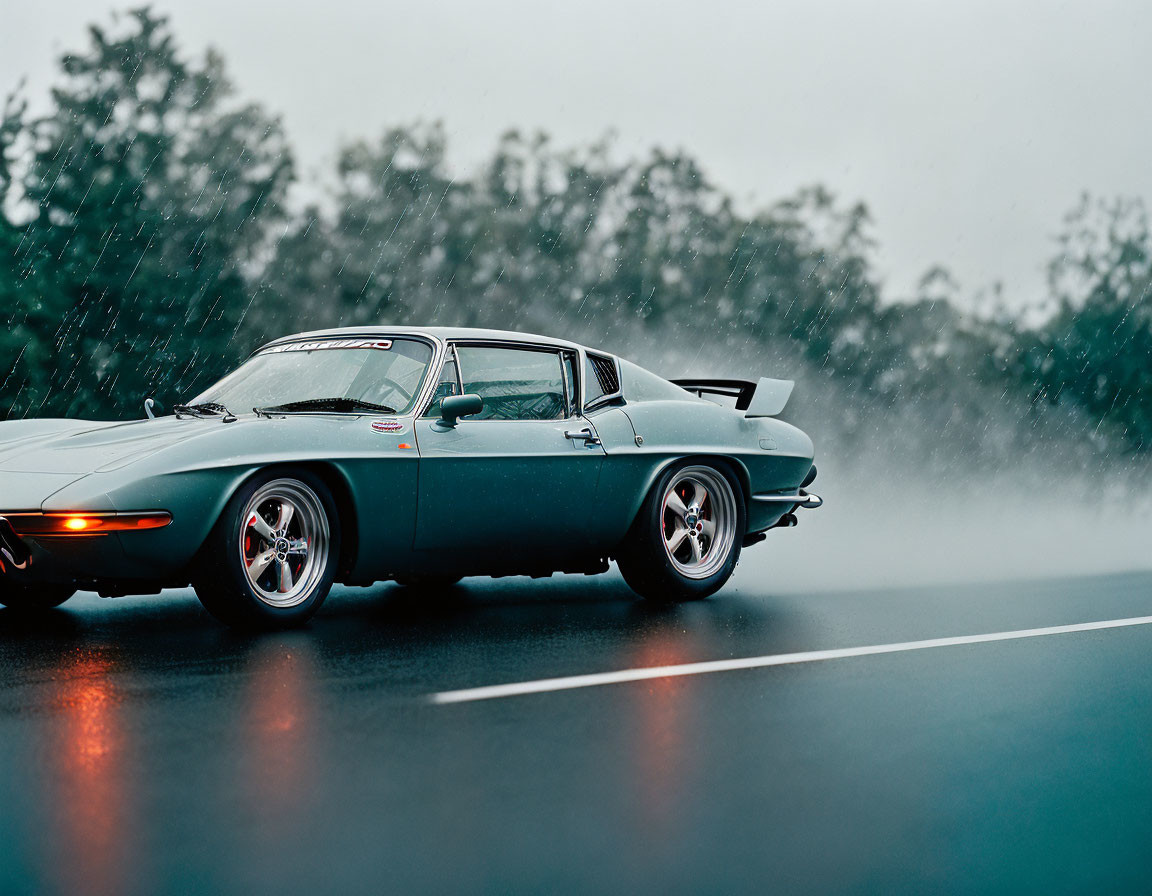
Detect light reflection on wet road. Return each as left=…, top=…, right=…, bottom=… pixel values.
left=2, top=570, right=1152, bottom=893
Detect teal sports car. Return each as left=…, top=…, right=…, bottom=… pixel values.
left=0, top=327, right=821, bottom=628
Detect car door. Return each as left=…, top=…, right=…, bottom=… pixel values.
left=413, top=343, right=605, bottom=554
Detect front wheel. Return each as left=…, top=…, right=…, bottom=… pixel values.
left=0, top=584, right=75, bottom=612
left=616, top=463, right=745, bottom=602
left=193, top=471, right=340, bottom=629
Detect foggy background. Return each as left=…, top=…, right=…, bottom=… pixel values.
left=2, top=2, right=1150, bottom=588
left=10, top=0, right=1152, bottom=307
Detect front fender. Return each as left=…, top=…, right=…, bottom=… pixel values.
left=44, top=464, right=261, bottom=580
left=42, top=414, right=421, bottom=583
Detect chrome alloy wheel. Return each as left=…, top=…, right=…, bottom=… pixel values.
left=660, top=466, right=737, bottom=580
left=238, top=479, right=330, bottom=608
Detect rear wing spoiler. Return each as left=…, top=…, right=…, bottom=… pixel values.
left=671, top=377, right=795, bottom=417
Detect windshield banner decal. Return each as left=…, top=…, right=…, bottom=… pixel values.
left=261, top=338, right=393, bottom=354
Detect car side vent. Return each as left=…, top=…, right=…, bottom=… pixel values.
left=590, top=355, right=620, bottom=396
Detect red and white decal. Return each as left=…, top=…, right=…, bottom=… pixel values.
left=371, top=419, right=405, bottom=433
left=261, top=338, right=393, bottom=354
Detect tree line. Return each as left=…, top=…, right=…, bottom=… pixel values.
left=1, top=9, right=1149, bottom=462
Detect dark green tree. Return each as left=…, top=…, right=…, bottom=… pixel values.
left=1015, top=196, right=1152, bottom=451
left=1, top=7, right=293, bottom=419
left=260, top=123, right=457, bottom=334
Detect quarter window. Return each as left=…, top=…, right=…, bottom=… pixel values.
left=584, top=355, right=607, bottom=405
left=584, top=353, right=620, bottom=408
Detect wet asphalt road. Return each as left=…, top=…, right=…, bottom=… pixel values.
left=2, top=569, right=1152, bottom=894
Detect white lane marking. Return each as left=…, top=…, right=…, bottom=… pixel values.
left=429, top=615, right=1152, bottom=705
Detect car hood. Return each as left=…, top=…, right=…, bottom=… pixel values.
left=0, top=417, right=203, bottom=474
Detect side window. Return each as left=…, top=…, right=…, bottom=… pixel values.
left=455, top=346, right=567, bottom=421
left=422, top=358, right=459, bottom=418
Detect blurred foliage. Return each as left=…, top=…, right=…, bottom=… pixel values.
left=1009, top=197, right=1152, bottom=453
left=1, top=7, right=1150, bottom=462
left=0, top=8, right=291, bottom=417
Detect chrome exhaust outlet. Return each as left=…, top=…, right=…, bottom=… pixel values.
left=744, top=512, right=799, bottom=547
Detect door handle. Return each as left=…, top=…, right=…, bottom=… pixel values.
left=564, top=427, right=601, bottom=447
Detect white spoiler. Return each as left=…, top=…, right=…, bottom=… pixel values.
left=670, top=377, right=795, bottom=417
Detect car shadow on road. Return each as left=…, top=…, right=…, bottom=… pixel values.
left=0, top=574, right=798, bottom=693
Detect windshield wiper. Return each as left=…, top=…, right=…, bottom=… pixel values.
left=173, top=402, right=237, bottom=422
left=253, top=397, right=398, bottom=416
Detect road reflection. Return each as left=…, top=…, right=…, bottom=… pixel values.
left=627, top=611, right=701, bottom=848
left=2, top=582, right=771, bottom=892
left=42, top=648, right=138, bottom=896
left=239, top=637, right=322, bottom=840
left=14, top=612, right=326, bottom=894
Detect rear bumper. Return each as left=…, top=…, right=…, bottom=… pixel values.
left=751, top=489, right=823, bottom=510
left=743, top=489, right=823, bottom=547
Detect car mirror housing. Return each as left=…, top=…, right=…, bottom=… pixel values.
left=436, top=393, right=484, bottom=429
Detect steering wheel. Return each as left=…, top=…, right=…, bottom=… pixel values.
left=374, top=375, right=414, bottom=409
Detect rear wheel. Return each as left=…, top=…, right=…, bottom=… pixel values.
left=617, top=463, right=745, bottom=602
left=193, top=471, right=340, bottom=629
left=0, top=584, right=75, bottom=612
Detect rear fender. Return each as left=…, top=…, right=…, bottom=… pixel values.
left=632, top=455, right=752, bottom=523
left=596, top=452, right=753, bottom=548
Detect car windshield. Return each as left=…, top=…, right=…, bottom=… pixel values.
left=191, top=337, right=434, bottom=415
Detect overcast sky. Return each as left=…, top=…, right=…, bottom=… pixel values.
left=6, top=0, right=1151, bottom=309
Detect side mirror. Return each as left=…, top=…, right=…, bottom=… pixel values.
left=436, top=393, right=483, bottom=429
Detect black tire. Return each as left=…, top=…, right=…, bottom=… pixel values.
left=0, top=584, right=75, bottom=612
left=192, top=469, right=341, bottom=629
left=616, top=461, right=746, bottom=603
